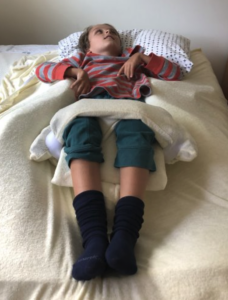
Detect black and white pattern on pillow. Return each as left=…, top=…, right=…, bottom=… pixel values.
left=58, top=29, right=193, bottom=76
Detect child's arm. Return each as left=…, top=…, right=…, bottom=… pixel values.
left=35, top=53, right=84, bottom=83
left=35, top=54, right=90, bottom=99
left=118, top=52, right=181, bottom=81
left=65, top=67, right=90, bottom=99
left=143, top=53, right=181, bottom=80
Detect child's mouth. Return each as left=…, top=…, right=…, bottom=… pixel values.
left=105, top=36, right=114, bottom=40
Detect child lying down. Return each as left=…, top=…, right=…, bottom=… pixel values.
left=35, top=23, right=181, bottom=281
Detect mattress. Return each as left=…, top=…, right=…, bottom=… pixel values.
left=0, top=47, right=228, bottom=300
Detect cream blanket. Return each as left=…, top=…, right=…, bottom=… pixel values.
left=0, top=52, right=59, bottom=112
left=29, top=83, right=197, bottom=194
left=1, top=49, right=228, bottom=300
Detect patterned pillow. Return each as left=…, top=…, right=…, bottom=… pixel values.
left=58, top=29, right=193, bottom=76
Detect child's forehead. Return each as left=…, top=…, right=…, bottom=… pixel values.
left=90, top=24, right=117, bottom=33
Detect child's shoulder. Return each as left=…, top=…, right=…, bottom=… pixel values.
left=122, top=45, right=145, bottom=57
left=62, top=51, right=85, bottom=62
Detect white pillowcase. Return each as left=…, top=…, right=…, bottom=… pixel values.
left=58, top=28, right=193, bottom=76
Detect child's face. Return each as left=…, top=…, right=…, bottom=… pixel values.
left=87, top=24, right=121, bottom=56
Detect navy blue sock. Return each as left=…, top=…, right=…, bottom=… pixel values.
left=105, top=196, right=144, bottom=275
left=72, top=190, right=109, bottom=281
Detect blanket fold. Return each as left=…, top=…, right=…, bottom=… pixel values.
left=0, top=51, right=59, bottom=113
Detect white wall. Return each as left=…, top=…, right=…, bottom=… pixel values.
left=0, top=0, right=227, bottom=82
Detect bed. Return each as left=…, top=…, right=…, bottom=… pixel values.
left=0, top=29, right=228, bottom=300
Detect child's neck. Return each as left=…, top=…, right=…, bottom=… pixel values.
left=87, top=50, right=120, bottom=57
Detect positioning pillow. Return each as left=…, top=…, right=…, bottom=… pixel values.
left=58, top=28, right=193, bottom=76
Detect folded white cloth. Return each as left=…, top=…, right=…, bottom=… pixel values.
left=30, top=96, right=197, bottom=192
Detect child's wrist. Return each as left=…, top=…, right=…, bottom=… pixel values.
left=140, top=53, right=150, bottom=65
left=64, top=67, right=78, bottom=78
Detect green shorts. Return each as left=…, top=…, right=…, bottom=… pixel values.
left=62, top=117, right=156, bottom=172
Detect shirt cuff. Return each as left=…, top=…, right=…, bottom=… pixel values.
left=145, top=53, right=165, bottom=74
left=52, top=64, right=72, bottom=80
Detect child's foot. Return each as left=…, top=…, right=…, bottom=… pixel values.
left=105, top=196, right=145, bottom=275
left=72, top=237, right=109, bottom=281
left=72, top=190, right=109, bottom=281
left=105, top=231, right=137, bottom=275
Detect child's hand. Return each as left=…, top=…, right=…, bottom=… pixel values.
left=69, top=69, right=91, bottom=100
left=117, top=53, right=143, bottom=80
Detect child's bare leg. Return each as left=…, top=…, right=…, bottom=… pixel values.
left=70, top=159, right=102, bottom=196
left=70, top=159, right=108, bottom=281
left=105, top=119, right=155, bottom=275
left=106, top=166, right=149, bottom=275
left=63, top=115, right=108, bottom=280
left=119, top=166, right=149, bottom=199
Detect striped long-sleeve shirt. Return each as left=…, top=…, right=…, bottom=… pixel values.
left=35, top=45, right=181, bottom=100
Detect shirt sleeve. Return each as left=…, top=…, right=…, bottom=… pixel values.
left=144, top=53, right=182, bottom=81
left=35, top=52, right=84, bottom=83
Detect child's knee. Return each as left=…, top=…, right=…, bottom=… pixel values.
left=114, top=119, right=156, bottom=171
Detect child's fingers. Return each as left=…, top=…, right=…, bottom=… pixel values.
left=124, top=65, right=133, bottom=80
left=130, top=66, right=134, bottom=78
left=74, top=83, right=90, bottom=98
left=70, top=80, right=78, bottom=89
left=118, top=63, right=134, bottom=80
left=77, top=86, right=87, bottom=96
left=117, top=65, right=124, bottom=76
left=127, top=63, right=134, bottom=78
